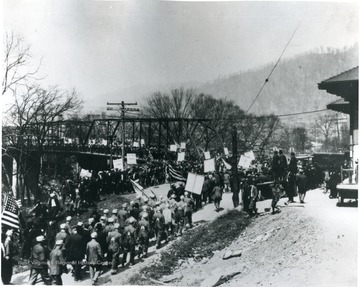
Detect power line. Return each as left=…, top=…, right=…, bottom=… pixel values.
left=246, top=16, right=305, bottom=113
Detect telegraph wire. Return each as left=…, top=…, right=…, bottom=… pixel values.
left=246, top=16, right=305, bottom=113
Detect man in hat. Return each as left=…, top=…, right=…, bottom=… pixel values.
left=65, top=216, right=72, bottom=235
left=49, top=240, right=67, bottom=285
left=103, top=209, right=110, bottom=219
left=2, top=229, right=14, bottom=284
left=272, top=150, right=281, bottom=182
left=48, top=190, right=61, bottom=220
left=110, top=209, right=119, bottom=224
left=104, top=217, right=115, bottom=236
left=212, top=183, right=223, bottom=212
left=167, top=184, right=177, bottom=199
left=278, top=150, right=288, bottom=182
left=153, top=207, right=166, bottom=249
left=184, top=192, right=194, bottom=228
left=296, top=169, right=308, bottom=204
left=106, top=223, right=121, bottom=274
left=117, top=203, right=128, bottom=234
left=85, top=232, right=103, bottom=285
left=121, top=217, right=137, bottom=266
left=29, top=235, right=52, bottom=285
left=55, top=223, right=69, bottom=246
left=137, top=213, right=150, bottom=258
left=65, top=226, right=86, bottom=281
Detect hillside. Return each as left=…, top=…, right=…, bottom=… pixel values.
left=198, top=45, right=359, bottom=120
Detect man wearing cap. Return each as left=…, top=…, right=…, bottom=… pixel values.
left=121, top=218, right=137, bottom=266
left=296, top=169, right=308, bottom=204
left=49, top=240, right=67, bottom=285
left=184, top=192, right=194, bottom=228
left=86, top=232, right=104, bottom=285
left=103, top=209, right=110, bottom=219
left=153, top=207, right=166, bottom=249
left=110, top=209, right=119, bottom=224
left=29, top=235, right=52, bottom=285
left=2, top=229, right=14, bottom=284
left=65, top=216, right=72, bottom=235
left=65, top=226, right=86, bottom=281
left=55, top=224, right=69, bottom=246
left=167, top=184, right=177, bottom=199
left=117, top=204, right=128, bottom=234
left=278, top=150, right=288, bottom=182
left=137, top=213, right=150, bottom=258
left=104, top=217, right=115, bottom=236
left=106, top=223, right=121, bottom=274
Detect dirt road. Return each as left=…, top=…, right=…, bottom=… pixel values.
left=171, top=188, right=358, bottom=287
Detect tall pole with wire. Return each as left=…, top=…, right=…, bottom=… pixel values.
left=107, top=101, right=138, bottom=167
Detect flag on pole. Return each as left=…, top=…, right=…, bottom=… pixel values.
left=1, top=194, right=20, bottom=229
left=167, top=163, right=186, bottom=181
left=130, top=180, right=149, bottom=199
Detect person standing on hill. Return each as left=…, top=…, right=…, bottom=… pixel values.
left=279, top=150, right=288, bottom=181
left=212, top=184, right=223, bottom=212
left=296, top=169, right=308, bottom=203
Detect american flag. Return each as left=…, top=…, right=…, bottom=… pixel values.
left=1, top=194, right=20, bottom=229
left=167, top=163, right=186, bottom=182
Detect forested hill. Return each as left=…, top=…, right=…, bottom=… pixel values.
left=198, top=45, right=359, bottom=118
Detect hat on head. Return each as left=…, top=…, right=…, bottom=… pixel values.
left=77, top=222, right=83, bottom=227
left=112, top=209, right=118, bottom=214
left=171, top=194, right=176, bottom=199
left=66, top=216, right=72, bottom=221
left=184, top=191, right=189, bottom=196
left=36, top=235, right=45, bottom=242
left=142, top=212, right=149, bottom=219
left=142, top=205, right=148, bottom=211
left=60, top=223, right=66, bottom=229
left=91, top=232, right=98, bottom=239
left=6, top=230, right=13, bottom=236
left=122, top=203, right=128, bottom=208
left=114, top=223, right=120, bottom=229
left=130, top=201, right=135, bottom=206
left=100, top=216, right=106, bottom=221
left=55, top=240, right=63, bottom=245
left=103, top=209, right=109, bottom=214
left=108, top=217, right=114, bottom=223
left=150, top=194, right=156, bottom=199
left=143, top=198, right=149, bottom=203
left=136, top=195, right=142, bottom=200
left=50, top=192, right=55, bottom=197
left=88, top=218, right=94, bottom=224
left=128, top=217, right=135, bottom=223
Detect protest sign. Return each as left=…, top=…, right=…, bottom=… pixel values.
left=177, top=152, right=185, bottom=162
left=181, top=142, right=186, bottom=149
left=185, top=172, right=205, bottom=195
left=204, top=158, right=216, bottom=173
left=238, top=155, right=252, bottom=169
left=170, top=144, right=177, bottom=152
left=204, top=151, right=211, bottom=159
left=80, top=169, right=92, bottom=178
left=224, top=147, right=229, bottom=155
left=127, top=153, right=137, bottom=165
left=244, top=150, right=255, bottom=160
left=133, top=142, right=139, bottom=148
left=113, top=158, right=124, bottom=170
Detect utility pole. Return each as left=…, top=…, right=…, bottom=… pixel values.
left=231, top=125, right=239, bottom=208
left=107, top=101, right=139, bottom=167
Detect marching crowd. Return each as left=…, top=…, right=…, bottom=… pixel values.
left=2, top=149, right=342, bottom=286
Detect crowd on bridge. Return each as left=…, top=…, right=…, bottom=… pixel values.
left=1, top=148, right=345, bottom=285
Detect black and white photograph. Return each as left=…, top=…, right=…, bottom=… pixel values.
left=1, top=0, right=359, bottom=286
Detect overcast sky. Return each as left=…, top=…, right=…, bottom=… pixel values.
left=3, top=0, right=359, bottom=113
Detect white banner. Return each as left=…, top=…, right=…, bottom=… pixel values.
left=101, top=139, right=107, bottom=145
left=238, top=155, right=252, bottom=169
left=224, top=147, right=229, bottom=155
left=222, top=158, right=232, bottom=170
left=170, top=144, right=177, bottom=152
left=127, top=153, right=137, bottom=165
left=140, top=139, right=145, bottom=146
left=204, top=151, right=211, bottom=160
left=204, top=158, right=216, bottom=173
left=113, top=158, right=124, bottom=170
left=181, top=142, right=186, bottom=149
left=177, top=152, right=185, bottom=162
left=185, top=172, right=205, bottom=195
left=133, top=142, right=139, bottom=148
left=244, top=150, right=255, bottom=161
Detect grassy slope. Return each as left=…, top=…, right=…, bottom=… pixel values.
left=128, top=209, right=251, bottom=285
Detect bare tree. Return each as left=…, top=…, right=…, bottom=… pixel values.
left=315, top=114, right=337, bottom=152
left=2, top=32, right=42, bottom=95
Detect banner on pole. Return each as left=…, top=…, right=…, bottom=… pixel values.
left=204, top=158, right=216, bottom=173
left=224, top=147, right=229, bottom=155
left=180, top=142, right=186, bottom=149
left=113, top=158, right=124, bottom=170
left=204, top=151, right=211, bottom=160
left=170, top=144, right=177, bottom=152
left=244, top=150, right=255, bottom=161
left=185, top=172, right=205, bottom=195
left=127, top=153, right=137, bottom=165
left=177, top=152, right=185, bottom=162
left=238, top=155, right=252, bottom=169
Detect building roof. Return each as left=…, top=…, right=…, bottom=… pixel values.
left=318, top=67, right=358, bottom=101
left=327, top=98, right=350, bottom=114
left=320, top=66, right=358, bottom=84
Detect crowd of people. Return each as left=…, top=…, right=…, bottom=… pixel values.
left=1, top=148, right=348, bottom=285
